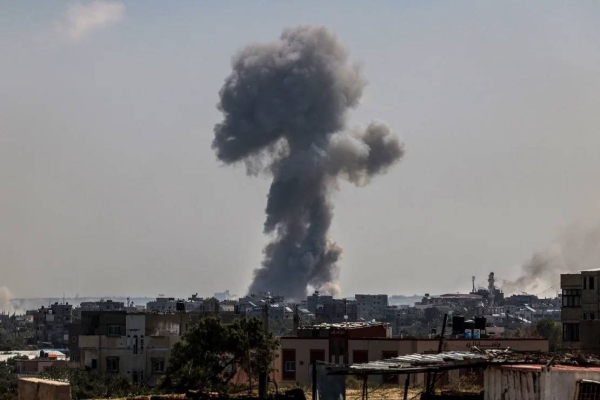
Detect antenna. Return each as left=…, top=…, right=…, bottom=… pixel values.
left=472, top=276, right=476, bottom=293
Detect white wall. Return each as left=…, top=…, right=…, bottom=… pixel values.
left=484, top=366, right=600, bottom=400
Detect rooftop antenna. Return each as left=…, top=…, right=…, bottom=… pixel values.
left=472, top=276, right=476, bottom=293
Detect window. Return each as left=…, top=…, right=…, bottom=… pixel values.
left=584, top=313, right=587, bottom=320
left=584, top=277, right=587, bottom=290
left=591, top=313, right=595, bottom=321
left=562, top=289, right=582, bottom=307
left=140, top=336, right=144, bottom=351
left=591, top=277, right=595, bottom=290
left=133, top=335, right=138, bottom=355
left=151, top=357, right=165, bottom=374
left=284, top=361, right=296, bottom=372
left=106, top=357, right=119, bottom=373
left=563, top=323, right=580, bottom=342
left=108, top=325, right=121, bottom=336
left=91, top=359, right=97, bottom=369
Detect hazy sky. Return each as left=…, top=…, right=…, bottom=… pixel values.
left=2, top=1, right=600, bottom=299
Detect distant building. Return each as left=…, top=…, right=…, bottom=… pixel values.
left=73, top=299, right=125, bottom=320
left=33, top=302, right=73, bottom=347
left=78, top=311, right=190, bottom=386
left=306, top=291, right=333, bottom=314
left=355, top=294, right=388, bottom=320
left=146, top=297, right=177, bottom=312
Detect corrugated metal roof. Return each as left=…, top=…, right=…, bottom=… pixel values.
left=350, top=351, right=489, bottom=372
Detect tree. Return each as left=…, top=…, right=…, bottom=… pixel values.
left=527, top=318, right=561, bottom=351
left=0, top=359, right=18, bottom=400
left=203, top=297, right=221, bottom=314
left=160, top=316, right=278, bottom=393
left=38, top=367, right=154, bottom=400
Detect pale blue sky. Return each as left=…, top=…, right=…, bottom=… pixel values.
left=2, top=1, right=600, bottom=299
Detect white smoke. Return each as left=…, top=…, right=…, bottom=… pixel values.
left=504, top=218, right=600, bottom=294
left=0, top=286, right=15, bottom=314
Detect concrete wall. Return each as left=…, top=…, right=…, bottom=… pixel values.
left=484, top=365, right=600, bottom=400
left=18, top=378, right=71, bottom=400
left=279, top=337, right=328, bottom=383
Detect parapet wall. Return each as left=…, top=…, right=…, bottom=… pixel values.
left=18, top=377, right=71, bottom=400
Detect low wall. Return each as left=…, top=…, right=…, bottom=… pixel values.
left=18, top=377, right=71, bottom=400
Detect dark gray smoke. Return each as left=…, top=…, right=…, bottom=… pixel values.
left=212, top=26, right=404, bottom=300
left=503, top=221, right=600, bottom=294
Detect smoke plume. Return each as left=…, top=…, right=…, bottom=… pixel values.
left=503, top=221, right=600, bottom=294
left=212, top=26, right=404, bottom=300
left=0, top=286, right=15, bottom=314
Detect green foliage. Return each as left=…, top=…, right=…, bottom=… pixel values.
left=0, top=337, right=31, bottom=351
left=526, top=318, right=562, bottom=351
left=160, top=316, right=278, bottom=394
left=0, top=359, right=17, bottom=400
left=37, top=367, right=155, bottom=400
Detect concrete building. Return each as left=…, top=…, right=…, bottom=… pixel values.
left=146, top=297, right=177, bottom=312
left=561, top=270, right=600, bottom=353
left=73, top=299, right=126, bottom=320
left=355, top=294, right=388, bottom=320
left=78, top=311, right=190, bottom=386
left=277, top=331, right=548, bottom=385
left=306, top=291, right=333, bottom=314
left=33, top=303, right=73, bottom=347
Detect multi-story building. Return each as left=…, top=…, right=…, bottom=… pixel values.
left=355, top=294, right=388, bottom=321
left=306, top=291, right=333, bottom=314
left=78, top=311, right=190, bottom=386
left=33, top=302, right=73, bottom=347
left=561, top=270, right=600, bottom=353
left=146, top=297, right=177, bottom=312
left=73, top=300, right=126, bottom=320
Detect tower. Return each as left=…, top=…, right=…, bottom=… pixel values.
left=488, top=272, right=495, bottom=306
left=472, top=276, right=476, bottom=293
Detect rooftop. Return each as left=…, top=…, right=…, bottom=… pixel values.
left=329, top=348, right=600, bottom=375
left=298, top=321, right=387, bottom=330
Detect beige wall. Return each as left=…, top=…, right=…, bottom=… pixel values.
left=18, top=378, right=71, bottom=400
left=274, top=338, right=549, bottom=385
left=279, top=338, right=328, bottom=384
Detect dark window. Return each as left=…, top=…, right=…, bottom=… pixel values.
left=562, top=289, right=582, bottom=307
left=106, top=357, right=119, bottom=373
left=591, top=313, right=595, bottom=321
left=91, top=359, right=97, bottom=369
left=353, top=350, right=368, bottom=364
left=584, top=277, right=587, bottom=290
left=151, top=357, right=165, bottom=374
left=310, top=349, right=325, bottom=364
left=590, top=277, right=595, bottom=290
left=108, top=325, right=121, bottom=336
left=282, top=349, right=296, bottom=380
left=133, top=335, right=138, bottom=355
left=584, top=313, right=587, bottom=320
left=563, top=323, right=580, bottom=342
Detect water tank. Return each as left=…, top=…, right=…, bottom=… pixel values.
left=452, top=316, right=465, bottom=334
left=474, top=317, right=487, bottom=330
left=464, top=320, right=475, bottom=331
left=175, top=301, right=185, bottom=312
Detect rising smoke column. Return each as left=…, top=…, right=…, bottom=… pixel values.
left=504, top=221, right=600, bottom=294
left=212, top=26, right=404, bottom=300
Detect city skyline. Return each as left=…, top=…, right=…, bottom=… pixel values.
left=2, top=1, right=600, bottom=298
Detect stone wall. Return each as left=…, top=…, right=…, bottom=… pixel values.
left=18, top=378, right=71, bottom=400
